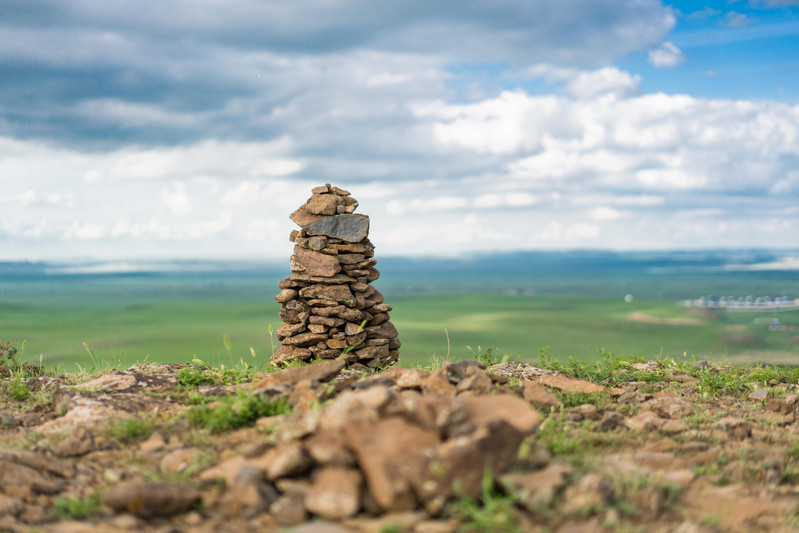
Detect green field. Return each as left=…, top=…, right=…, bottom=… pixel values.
left=3, top=290, right=798, bottom=372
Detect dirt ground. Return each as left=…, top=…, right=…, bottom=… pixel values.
left=2, top=356, right=799, bottom=533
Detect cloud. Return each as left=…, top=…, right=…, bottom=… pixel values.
left=648, top=41, right=686, bottom=68
left=723, top=12, right=753, bottom=27
left=2, top=1, right=798, bottom=258
left=0, top=1, right=674, bottom=149
left=564, top=67, right=641, bottom=99
left=160, top=182, right=192, bottom=216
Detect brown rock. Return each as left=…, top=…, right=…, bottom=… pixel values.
left=290, top=206, right=324, bottom=227
left=306, top=194, right=341, bottom=215
left=219, top=483, right=277, bottom=519
left=453, top=394, right=542, bottom=436
left=262, top=442, right=312, bottom=481
left=365, top=321, right=398, bottom=339
left=455, top=372, right=493, bottom=394
left=138, top=432, right=165, bottom=453
left=271, top=346, right=312, bottom=365
left=625, top=411, right=666, bottom=432
left=560, top=473, right=614, bottom=516
left=345, top=417, right=439, bottom=512
left=282, top=332, right=329, bottom=347
left=269, top=493, right=308, bottom=526
left=276, top=288, right=298, bottom=303
left=293, top=247, right=342, bottom=277
left=338, top=253, right=366, bottom=265
left=713, top=416, right=752, bottom=439
left=420, top=371, right=457, bottom=397
left=312, top=305, right=364, bottom=322
left=748, top=388, right=771, bottom=402
left=523, top=381, right=563, bottom=412
left=308, top=236, right=327, bottom=250
left=305, top=430, right=356, bottom=467
left=279, top=300, right=310, bottom=324
left=299, top=284, right=357, bottom=307
left=355, top=344, right=390, bottom=361
left=415, top=419, right=525, bottom=513
left=309, top=315, right=346, bottom=327
left=0, top=493, right=22, bottom=517
left=161, top=449, right=203, bottom=474
left=642, top=397, right=694, bottom=419
left=599, top=412, right=625, bottom=431
left=304, top=467, right=362, bottom=520
left=331, top=243, right=374, bottom=254
left=277, top=323, right=307, bottom=339
left=103, top=482, right=200, bottom=517
left=500, top=463, right=573, bottom=511
left=535, top=374, right=605, bottom=395
left=0, top=459, right=63, bottom=495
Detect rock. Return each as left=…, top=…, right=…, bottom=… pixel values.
left=415, top=420, right=526, bottom=514
left=0, top=459, right=63, bottom=495
left=138, top=432, right=165, bottom=453
left=626, top=411, right=666, bottom=432
left=748, top=388, right=771, bottom=402
left=306, top=194, right=341, bottom=216
left=448, top=394, right=542, bottom=436
left=600, top=412, right=625, bottom=431
left=305, top=430, right=356, bottom=467
left=304, top=214, right=370, bottom=242
left=523, top=381, right=563, bottom=412
left=219, top=483, right=278, bottom=519
left=344, top=511, right=428, bottom=533
left=270, top=492, right=309, bottom=526
left=500, top=463, right=573, bottom=512
left=304, top=466, right=362, bottom=520
left=263, top=442, right=312, bottom=480
left=276, top=289, right=299, bottom=303
left=0, top=493, right=22, bottom=517
left=299, top=284, right=357, bottom=307
left=293, top=247, right=342, bottom=277
left=571, top=403, right=599, bottom=421
left=560, top=473, right=614, bottom=516
left=642, top=397, right=694, bottom=419
left=103, top=482, right=200, bottom=517
left=414, top=519, right=459, bottom=533
left=712, top=416, right=752, bottom=439
left=766, top=398, right=794, bottom=414
left=290, top=206, right=324, bottom=227
left=419, top=371, right=456, bottom=397
left=161, top=449, right=203, bottom=474
left=280, top=523, right=352, bottom=533
left=254, top=359, right=346, bottom=388
left=345, top=417, right=439, bottom=512
left=535, top=374, right=606, bottom=395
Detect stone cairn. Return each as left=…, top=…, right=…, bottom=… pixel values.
left=272, top=184, right=400, bottom=368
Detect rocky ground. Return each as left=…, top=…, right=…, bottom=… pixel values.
left=2, top=354, right=799, bottom=533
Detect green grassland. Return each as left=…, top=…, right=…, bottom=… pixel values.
left=3, top=290, right=798, bottom=372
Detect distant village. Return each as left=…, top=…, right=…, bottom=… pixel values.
left=682, top=296, right=799, bottom=312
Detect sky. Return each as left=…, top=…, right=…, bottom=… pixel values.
left=1, top=0, right=799, bottom=261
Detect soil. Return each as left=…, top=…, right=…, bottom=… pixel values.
left=2, top=357, right=799, bottom=533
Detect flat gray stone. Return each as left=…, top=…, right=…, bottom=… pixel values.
left=304, top=215, right=369, bottom=243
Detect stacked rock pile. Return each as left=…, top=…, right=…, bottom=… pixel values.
left=272, top=184, right=400, bottom=368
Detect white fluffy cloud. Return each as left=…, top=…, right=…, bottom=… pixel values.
left=648, top=41, right=685, bottom=67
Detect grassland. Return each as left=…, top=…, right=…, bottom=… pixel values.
left=3, top=289, right=798, bottom=372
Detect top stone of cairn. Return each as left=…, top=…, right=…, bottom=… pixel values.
left=289, top=184, right=369, bottom=243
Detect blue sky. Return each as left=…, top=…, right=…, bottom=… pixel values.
left=1, top=0, right=798, bottom=260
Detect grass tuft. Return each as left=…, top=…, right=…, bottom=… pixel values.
left=185, top=390, right=291, bottom=432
